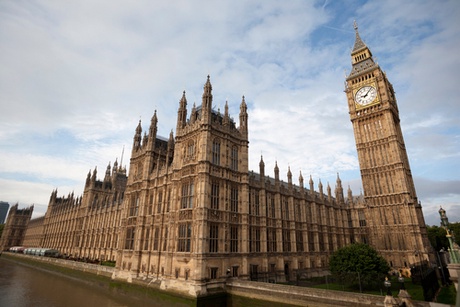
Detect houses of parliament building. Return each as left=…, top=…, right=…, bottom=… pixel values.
left=0, top=25, right=432, bottom=296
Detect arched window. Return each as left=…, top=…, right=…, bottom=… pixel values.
left=231, top=146, right=238, bottom=171
left=212, top=139, right=220, bottom=165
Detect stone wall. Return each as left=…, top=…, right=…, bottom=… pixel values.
left=226, top=279, right=433, bottom=307
left=7, top=252, right=115, bottom=278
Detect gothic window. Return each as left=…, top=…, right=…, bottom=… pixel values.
left=230, top=186, right=238, bottom=212
left=231, top=146, right=238, bottom=171
left=308, top=232, right=315, bottom=251
left=282, top=229, right=291, bottom=252
left=124, top=227, right=135, bottom=250
left=181, top=181, right=194, bottom=209
left=296, top=230, right=304, bottom=252
left=211, top=182, right=219, bottom=210
left=250, top=189, right=260, bottom=216
left=128, top=195, right=139, bottom=217
left=157, top=190, right=163, bottom=213
left=267, top=194, right=275, bottom=218
left=209, top=223, right=218, bottom=253
left=267, top=228, right=277, bottom=252
left=144, top=228, right=150, bottom=250
left=212, top=139, right=220, bottom=165
left=153, top=227, right=159, bottom=250
left=318, top=232, right=325, bottom=251
left=282, top=197, right=289, bottom=220
left=230, top=225, right=238, bottom=252
left=249, top=226, right=261, bottom=253
left=162, top=228, right=168, bottom=251
left=232, top=266, right=239, bottom=277
left=187, top=140, right=195, bottom=158
left=294, top=200, right=301, bottom=222
left=210, top=267, right=218, bottom=280
left=148, top=194, right=153, bottom=215
left=166, top=188, right=171, bottom=212
left=177, top=223, right=192, bottom=252
left=358, top=209, right=367, bottom=227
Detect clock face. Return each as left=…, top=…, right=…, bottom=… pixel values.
left=355, top=86, right=377, bottom=106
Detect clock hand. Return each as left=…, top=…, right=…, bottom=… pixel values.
left=361, top=87, right=372, bottom=98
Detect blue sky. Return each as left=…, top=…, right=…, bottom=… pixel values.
left=0, top=0, right=459, bottom=226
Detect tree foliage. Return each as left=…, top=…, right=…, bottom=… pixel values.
left=427, top=223, right=460, bottom=251
left=329, top=243, right=390, bottom=290
left=330, top=243, right=389, bottom=275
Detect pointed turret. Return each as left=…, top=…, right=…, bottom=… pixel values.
left=104, top=162, right=111, bottom=182
left=318, top=179, right=323, bottom=199
left=347, top=185, right=353, bottom=204
left=347, top=21, right=377, bottom=79
left=133, top=120, right=142, bottom=152
left=287, top=166, right=292, bottom=187
left=149, top=110, right=158, bottom=141
left=335, top=173, right=344, bottom=204
left=190, top=102, right=197, bottom=124
left=85, top=170, right=91, bottom=187
left=309, top=175, right=314, bottom=196
left=177, top=91, right=187, bottom=130
left=239, top=96, right=248, bottom=135
left=91, top=167, right=97, bottom=183
left=201, top=75, right=213, bottom=123
left=327, top=182, right=332, bottom=202
left=274, top=161, right=279, bottom=182
left=299, top=171, right=304, bottom=189
left=259, top=155, right=265, bottom=180
left=223, top=101, right=229, bottom=126
left=167, top=129, right=174, bottom=165
left=352, top=20, right=367, bottom=53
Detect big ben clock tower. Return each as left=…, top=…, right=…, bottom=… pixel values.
left=345, top=22, right=432, bottom=268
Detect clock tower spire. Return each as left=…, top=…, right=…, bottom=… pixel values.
left=345, top=22, right=433, bottom=269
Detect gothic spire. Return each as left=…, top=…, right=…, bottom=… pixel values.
left=352, top=20, right=367, bottom=53
left=177, top=91, right=187, bottom=130
left=239, top=96, right=248, bottom=134
left=202, top=75, right=213, bottom=119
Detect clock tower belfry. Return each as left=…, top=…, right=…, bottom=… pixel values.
left=345, top=22, right=432, bottom=268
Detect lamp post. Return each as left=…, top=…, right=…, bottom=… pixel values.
left=439, top=207, right=460, bottom=307
left=383, top=276, right=399, bottom=307
left=398, top=273, right=405, bottom=290
left=384, top=276, right=392, bottom=296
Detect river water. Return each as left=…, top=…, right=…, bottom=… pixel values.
left=0, top=257, right=192, bottom=307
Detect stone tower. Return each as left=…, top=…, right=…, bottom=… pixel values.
left=344, top=22, right=432, bottom=267
left=0, top=203, right=33, bottom=251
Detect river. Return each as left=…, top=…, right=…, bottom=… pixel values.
left=0, top=257, right=193, bottom=307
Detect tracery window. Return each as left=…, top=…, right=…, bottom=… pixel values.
left=212, top=139, right=220, bottom=165
left=181, top=181, right=194, bottom=209
left=209, top=223, right=218, bottom=253
left=211, top=182, right=219, bottom=210
left=231, top=146, right=238, bottom=170
left=230, top=187, right=238, bottom=212
left=177, top=223, right=192, bottom=252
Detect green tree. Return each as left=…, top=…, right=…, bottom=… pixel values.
left=329, top=243, right=390, bottom=290
left=427, top=222, right=460, bottom=251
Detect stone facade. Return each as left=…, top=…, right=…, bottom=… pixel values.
left=0, top=203, right=33, bottom=251
left=22, top=215, right=44, bottom=248
left=11, top=24, right=433, bottom=297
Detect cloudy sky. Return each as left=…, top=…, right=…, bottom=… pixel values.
left=0, top=0, right=459, bottom=226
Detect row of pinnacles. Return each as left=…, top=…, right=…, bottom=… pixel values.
left=9, top=75, right=368, bottom=297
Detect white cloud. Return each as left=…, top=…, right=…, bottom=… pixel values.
left=0, top=1, right=459, bottom=224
